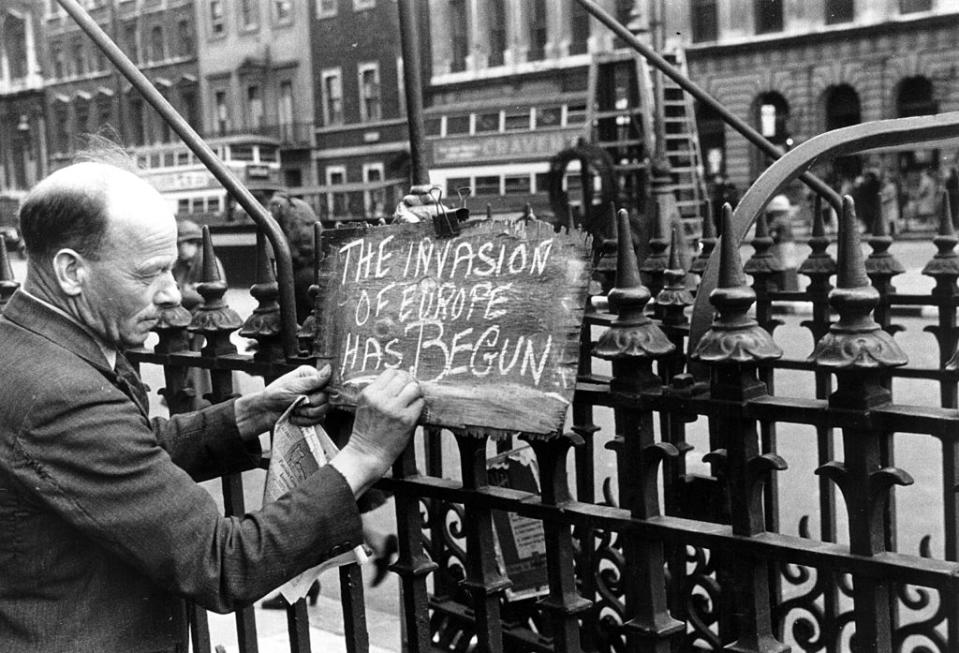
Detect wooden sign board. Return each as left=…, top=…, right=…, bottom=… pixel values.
left=314, top=219, right=592, bottom=435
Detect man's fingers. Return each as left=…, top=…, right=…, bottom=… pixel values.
left=395, top=380, right=423, bottom=407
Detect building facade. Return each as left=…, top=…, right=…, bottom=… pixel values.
left=0, top=0, right=47, bottom=229
left=421, top=0, right=654, bottom=218
left=193, top=0, right=315, bottom=213
left=666, top=0, right=959, bottom=203
left=308, top=0, right=421, bottom=223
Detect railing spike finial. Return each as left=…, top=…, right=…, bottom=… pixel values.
left=656, top=225, right=693, bottom=325
left=940, top=189, right=955, bottom=238
left=718, top=203, right=746, bottom=290
left=836, top=196, right=870, bottom=290
left=799, top=193, right=837, bottom=285
left=690, top=201, right=717, bottom=277
left=615, top=208, right=643, bottom=296
left=691, top=204, right=782, bottom=365
left=200, top=225, right=221, bottom=283
left=239, top=230, right=283, bottom=362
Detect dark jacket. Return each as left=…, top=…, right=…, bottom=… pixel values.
left=0, top=291, right=362, bottom=652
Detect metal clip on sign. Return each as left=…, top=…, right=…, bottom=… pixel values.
left=428, top=187, right=463, bottom=238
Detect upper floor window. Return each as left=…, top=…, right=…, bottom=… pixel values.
left=72, top=39, right=86, bottom=76
left=123, top=22, right=138, bottom=61
left=528, top=0, right=548, bottom=61
left=825, top=0, right=854, bottom=23
left=322, top=68, right=344, bottom=125
left=569, top=1, right=590, bottom=55
left=754, top=0, right=783, bottom=34
left=353, top=0, right=375, bottom=9
left=214, top=89, right=230, bottom=134
left=487, top=0, right=506, bottom=66
left=900, top=0, right=932, bottom=12
left=52, top=43, right=65, bottom=78
left=239, top=0, right=259, bottom=30
left=278, top=80, right=295, bottom=138
left=449, top=0, right=467, bottom=72
left=317, top=0, right=337, bottom=18
left=272, top=0, right=293, bottom=24
left=149, top=25, right=165, bottom=62
left=3, top=16, right=28, bottom=79
left=358, top=62, right=381, bottom=122
left=177, top=20, right=194, bottom=57
left=210, top=0, right=225, bottom=37
left=247, top=85, right=263, bottom=128
left=691, top=0, right=718, bottom=42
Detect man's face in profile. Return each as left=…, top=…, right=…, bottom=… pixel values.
left=81, top=181, right=181, bottom=349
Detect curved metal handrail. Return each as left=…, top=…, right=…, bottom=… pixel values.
left=688, top=111, right=959, bottom=369
left=57, top=0, right=301, bottom=359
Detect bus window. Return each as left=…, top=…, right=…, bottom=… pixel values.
left=163, top=152, right=175, bottom=168
left=209, top=196, right=222, bottom=212
left=231, top=145, right=254, bottom=162
left=191, top=197, right=204, bottom=213
left=178, top=199, right=190, bottom=215
left=446, top=177, right=470, bottom=198
left=259, top=146, right=278, bottom=163
left=149, top=152, right=161, bottom=168
left=176, top=150, right=191, bottom=166
left=474, top=176, right=500, bottom=196
left=504, top=175, right=531, bottom=194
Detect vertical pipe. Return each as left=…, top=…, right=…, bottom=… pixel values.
left=397, top=0, right=430, bottom=186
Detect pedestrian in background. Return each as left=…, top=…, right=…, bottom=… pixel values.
left=880, top=172, right=901, bottom=235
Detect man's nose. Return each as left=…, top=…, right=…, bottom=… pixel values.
left=155, top=273, right=182, bottom=308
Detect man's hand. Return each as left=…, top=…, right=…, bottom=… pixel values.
left=331, top=369, right=424, bottom=497
left=234, top=365, right=331, bottom=440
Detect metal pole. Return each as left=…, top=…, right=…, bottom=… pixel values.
left=55, top=0, right=301, bottom=359
left=397, top=0, right=430, bottom=186
left=575, top=0, right=843, bottom=212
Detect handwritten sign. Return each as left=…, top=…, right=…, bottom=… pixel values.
left=314, top=219, right=591, bottom=434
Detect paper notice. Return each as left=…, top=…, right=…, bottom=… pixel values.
left=264, top=396, right=368, bottom=604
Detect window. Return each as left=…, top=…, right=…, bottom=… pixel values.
left=475, top=112, right=500, bottom=133
left=754, top=0, right=783, bottom=34
left=124, top=22, right=138, bottom=61
left=210, top=0, right=225, bottom=36
left=149, top=25, right=164, bottom=62
left=396, top=57, right=406, bottom=115
left=128, top=96, right=146, bottom=145
left=230, top=145, right=254, bottom=161
left=72, top=39, right=86, bottom=76
left=52, top=43, right=65, bottom=79
left=536, top=107, right=562, bottom=128
left=446, top=177, right=471, bottom=198
left=446, top=115, right=470, bottom=135
left=181, top=86, right=198, bottom=127
left=528, top=0, right=547, bottom=61
left=247, top=85, right=263, bottom=128
left=177, top=20, right=194, bottom=57
left=278, top=80, right=294, bottom=140
left=353, top=0, right=375, bottom=9
left=177, top=150, right=192, bottom=166
left=239, top=0, right=259, bottom=30
left=75, top=101, right=90, bottom=135
left=178, top=198, right=190, bottom=215
left=363, top=163, right=385, bottom=217
left=449, top=0, right=467, bottom=72
left=566, top=103, right=587, bottom=125
left=326, top=166, right=347, bottom=216
left=504, top=110, right=530, bottom=131
left=475, top=176, right=500, bottom=196
left=273, top=0, right=293, bottom=23
left=4, top=16, right=27, bottom=79
left=191, top=197, right=205, bottom=214
left=487, top=0, right=506, bottom=66
left=259, top=146, right=278, bottom=162
left=317, top=0, right=337, bottom=18
left=505, top=175, right=531, bottom=195
left=214, top=89, right=230, bottom=134
left=825, top=0, right=854, bottom=23
left=534, top=172, right=550, bottom=193
left=425, top=117, right=442, bottom=136
left=570, top=1, right=590, bottom=55
left=691, top=0, right=719, bottom=42
left=358, top=63, right=381, bottom=122
left=322, top=68, right=343, bottom=125
left=900, top=0, right=932, bottom=12
left=97, top=99, right=112, bottom=128
left=54, top=105, right=70, bottom=153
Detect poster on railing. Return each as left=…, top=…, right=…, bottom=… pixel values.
left=314, top=219, right=592, bottom=434
left=487, top=446, right=549, bottom=602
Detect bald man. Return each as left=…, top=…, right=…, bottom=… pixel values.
left=0, top=160, right=423, bottom=651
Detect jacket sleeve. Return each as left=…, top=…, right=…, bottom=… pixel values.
left=150, top=398, right=261, bottom=483
left=10, top=374, right=363, bottom=613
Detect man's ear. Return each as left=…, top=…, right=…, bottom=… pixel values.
left=53, top=248, right=87, bottom=297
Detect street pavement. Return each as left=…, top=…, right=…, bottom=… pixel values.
left=6, top=235, right=949, bottom=650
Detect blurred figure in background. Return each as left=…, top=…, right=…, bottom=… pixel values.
left=269, top=193, right=320, bottom=323
left=766, top=194, right=799, bottom=291
left=945, top=166, right=959, bottom=228
left=880, top=172, right=901, bottom=235
left=917, top=167, right=939, bottom=228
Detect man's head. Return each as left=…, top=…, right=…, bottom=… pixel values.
left=19, top=162, right=181, bottom=349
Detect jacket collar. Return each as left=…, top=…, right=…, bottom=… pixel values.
left=2, top=289, right=114, bottom=374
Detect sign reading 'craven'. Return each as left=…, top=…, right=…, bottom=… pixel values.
left=314, top=219, right=592, bottom=434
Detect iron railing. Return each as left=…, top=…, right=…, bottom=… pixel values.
left=33, top=0, right=959, bottom=651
